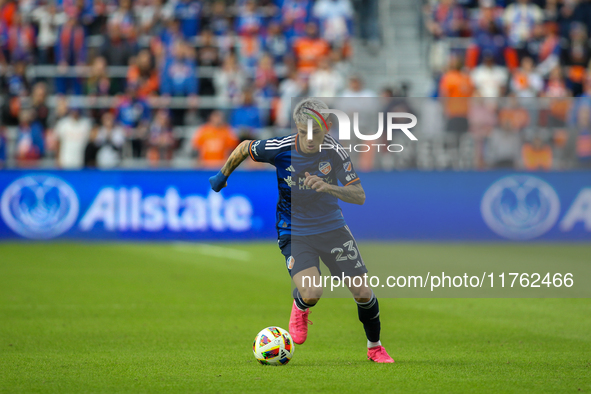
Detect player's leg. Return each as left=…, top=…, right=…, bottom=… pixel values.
left=320, top=227, right=394, bottom=363
left=292, top=266, right=323, bottom=307
left=279, top=235, right=321, bottom=344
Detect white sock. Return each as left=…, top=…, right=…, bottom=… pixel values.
left=368, top=340, right=381, bottom=348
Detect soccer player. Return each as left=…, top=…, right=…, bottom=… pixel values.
left=209, top=98, right=394, bottom=363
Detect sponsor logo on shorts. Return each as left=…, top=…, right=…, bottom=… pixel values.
left=319, top=162, right=332, bottom=175
left=287, top=256, right=295, bottom=270
left=286, top=165, right=295, bottom=172
left=354, top=261, right=363, bottom=269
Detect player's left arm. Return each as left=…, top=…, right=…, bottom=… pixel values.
left=303, top=172, right=366, bottom=205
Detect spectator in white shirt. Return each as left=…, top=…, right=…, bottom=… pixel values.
left=31, top=3, right=66, bottom=64
left=309, top=57, right=344, bottom=97
left=313, top=0, right=354, bottom=46
left=471, top=52, right=508, bottom=98
left=503, top=0, right=544, bottom=49
left=55, top=107, right=93, bottom=169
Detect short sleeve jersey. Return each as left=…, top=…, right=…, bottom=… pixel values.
left=249, top=133, right=360, bottom=237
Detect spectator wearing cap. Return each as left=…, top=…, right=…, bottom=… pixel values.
left=116, top=83, right=151, bottom=158
left=16, top=108, right=45, bottom=165
left=55, top=105, right=92, bottom=169
left=55, top=10, right=86, bottom=95
left=191, top=110, right=239, bottom=169
left=292, top=22, right=330, bottom=75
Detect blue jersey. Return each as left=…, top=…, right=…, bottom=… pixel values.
left=249, top=133, right=360, bottom=236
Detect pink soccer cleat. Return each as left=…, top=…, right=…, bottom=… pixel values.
left=289, top=301, right=313, bottom=344
left=367, top=346, right=395, bottom=363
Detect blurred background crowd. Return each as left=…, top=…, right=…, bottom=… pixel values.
left=423, top=0, right=591, bottom=169
left=0, top=0, right=380, bottom=169
left=0, top=0, right=589, bottom=170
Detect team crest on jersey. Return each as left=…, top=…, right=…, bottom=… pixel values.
left=287, top=256, right=295, bottom=270
left=319, top=162, right=332, bottom=175
left=343, top=161, right=352, bottom=172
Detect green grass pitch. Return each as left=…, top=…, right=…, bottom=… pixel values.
left=1, top=242, right=590, bottom=393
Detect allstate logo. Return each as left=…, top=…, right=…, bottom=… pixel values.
left=1, top=175, right=79, bottom=239
left=481, top=175, right=560, bottom=240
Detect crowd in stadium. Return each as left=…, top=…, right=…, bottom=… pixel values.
left=1, top=0, right=590, bottom=170
left=0, top=0, right=381, bottom=169
left=424, top=0, right=591, bottom=169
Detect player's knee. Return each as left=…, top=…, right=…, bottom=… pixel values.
left=351, top=286, right=373, bottom=302
left=300, top=287, right=323, bottom=304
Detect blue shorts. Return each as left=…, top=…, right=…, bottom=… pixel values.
left=278, top=226, right=369, bottom=278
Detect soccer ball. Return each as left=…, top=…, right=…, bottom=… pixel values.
left=252, top=326, right=294, bottom=365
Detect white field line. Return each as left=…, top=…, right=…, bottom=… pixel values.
left=173, top=243, right=251, bottom=262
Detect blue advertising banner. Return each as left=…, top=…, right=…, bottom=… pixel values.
left=341, top=171, right=591, bottom=241
left=0, top=170, right=278, bottom=241
left=0, top=170, right=589, bottom=241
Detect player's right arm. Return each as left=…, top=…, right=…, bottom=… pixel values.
left=209, top=140, right=252, bottom=192
left=209, top=136, right=286, bottom=192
